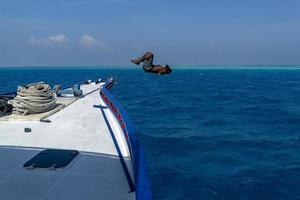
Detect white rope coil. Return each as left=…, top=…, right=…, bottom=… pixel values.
left=11, top=82, right=57, bottom=115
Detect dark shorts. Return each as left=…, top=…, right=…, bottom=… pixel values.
left=143, top=56, right=153, bottom=71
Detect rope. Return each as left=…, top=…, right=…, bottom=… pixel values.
left=0, top=96, right=13, bottom=117
left=0, top=98, right=8, bottom=117
left=11, top=82, right=57, bottom=115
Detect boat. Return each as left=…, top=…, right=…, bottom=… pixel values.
left=0, top=78, right=152, bottom=200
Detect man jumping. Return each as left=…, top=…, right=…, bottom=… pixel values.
left=131, top=51, right=172, bottom=74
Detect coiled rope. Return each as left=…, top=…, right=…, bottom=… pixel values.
left=11, top=82, right=57, bottom=115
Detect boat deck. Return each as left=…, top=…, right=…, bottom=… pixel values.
left=0, top=82, right=135, bottom=200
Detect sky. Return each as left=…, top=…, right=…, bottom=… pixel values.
left=0, top=0, right=300, bottom=66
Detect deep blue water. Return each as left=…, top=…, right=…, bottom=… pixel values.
left=1, top=67, right=300, bottom=200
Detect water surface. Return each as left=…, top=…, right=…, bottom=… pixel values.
left=1, top=66, right=300, bottom=200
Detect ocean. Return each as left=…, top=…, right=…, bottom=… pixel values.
left=1, top=66, right=300, bottom=200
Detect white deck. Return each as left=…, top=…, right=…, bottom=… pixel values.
left=0, top=82, right=135, bottom=200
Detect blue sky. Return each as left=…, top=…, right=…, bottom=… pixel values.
left=0, top=0, right=300, bottom=66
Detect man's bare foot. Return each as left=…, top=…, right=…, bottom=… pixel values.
left=131, top=59, right=140, bottom=65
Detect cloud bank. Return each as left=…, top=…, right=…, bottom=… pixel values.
left=28, top=33, right=107, bottom=51
left=29, top=34, right=68, bottom=47
left=79, top=34, right=106, bottom=49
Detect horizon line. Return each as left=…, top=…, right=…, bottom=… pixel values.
left=1, top=64, right=300, bottom=68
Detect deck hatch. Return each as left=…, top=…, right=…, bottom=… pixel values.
left=23, top=149, right=79, bottom=170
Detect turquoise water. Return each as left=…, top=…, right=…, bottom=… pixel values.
left=1, top=67, right=300, bottom=200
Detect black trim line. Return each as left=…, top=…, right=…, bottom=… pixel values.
left=95, top=104, right=135, bottom=192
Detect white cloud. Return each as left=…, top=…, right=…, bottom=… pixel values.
left=29, top=34, right=68, bottom=47
left=79, top=34, right=106, bottom=49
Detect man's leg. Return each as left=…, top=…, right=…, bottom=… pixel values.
left=131, top=51, right=153, bottom=65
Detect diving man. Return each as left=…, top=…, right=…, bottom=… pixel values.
left=131, top=51, right=172, bottom=74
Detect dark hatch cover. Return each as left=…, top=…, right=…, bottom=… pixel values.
left=24, top=149, right=79, bottom=170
